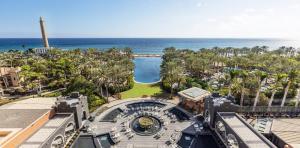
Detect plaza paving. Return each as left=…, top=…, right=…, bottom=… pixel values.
left=87, top=98, right=196, bottom=148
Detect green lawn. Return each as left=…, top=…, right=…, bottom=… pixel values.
left=120, top=83, right=163, bottom=99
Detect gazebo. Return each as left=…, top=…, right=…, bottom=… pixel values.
left=178, top=87, right=211, bottom=114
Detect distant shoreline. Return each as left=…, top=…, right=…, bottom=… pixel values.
left=133, top=54, right=162, bottom=57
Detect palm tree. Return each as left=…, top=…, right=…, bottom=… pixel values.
left=268, top=74, right=285, bottom=109
left=295, top=86, right=300, bottom=107
left=281, top=69, right=299, bottom=107
left=228, top=70, right=239, bottom=96
left=239, top=70, right=248, bottom=106
left=103, top=66, right=111, bottom=102
left=161, top=61, right=185, bottom=99
left=252, top=70, right=268, bottom=111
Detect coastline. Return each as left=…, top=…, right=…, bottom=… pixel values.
left=133, top=54, right=162, bottom=57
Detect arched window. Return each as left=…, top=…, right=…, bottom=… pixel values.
left=51, top=135, right=64, bottom=148
left=215, top=121, right=226, bottom=140
left=227, top=134, right=239, bottom=148
left=65, top=122, right=75, bottom=139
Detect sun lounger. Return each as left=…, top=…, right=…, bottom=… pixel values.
left=128, top=132, right=135, bottom=139
left=125, top=128, right=131, bottom=134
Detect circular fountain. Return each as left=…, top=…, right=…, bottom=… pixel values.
left=131, top=116, right=162, bottom=136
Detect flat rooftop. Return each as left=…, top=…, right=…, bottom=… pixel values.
left=0, top=97, right=57, bottom=146
left=271, top=118, right=300, bottom=148
left=219, top=112, right=274, bottom=148
left=0, top=97, right=56, bottom=110
left=20, top=113, right=72, bottom=148
left=0, top=97, right=56, bottom=129
left=178, top=87, right=210, bottom=102
left=0, top=109, right=49, bottom=128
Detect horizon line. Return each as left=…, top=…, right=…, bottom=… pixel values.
left=0, top=37, right=292, bottom=40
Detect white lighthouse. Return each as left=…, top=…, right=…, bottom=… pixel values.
left=39, top=16, right=49, bottom=48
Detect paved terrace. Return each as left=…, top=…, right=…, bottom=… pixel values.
left=88, top=99, right=194, bottom=148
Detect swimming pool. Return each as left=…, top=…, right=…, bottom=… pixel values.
left=133, top=57, right=162, bottom=83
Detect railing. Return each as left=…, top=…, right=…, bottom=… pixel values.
left=239, top=106, right=300, bottom=114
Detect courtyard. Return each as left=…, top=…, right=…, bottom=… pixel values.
left=74, top=99, right=219, bottom=148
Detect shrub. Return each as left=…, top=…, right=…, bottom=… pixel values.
left=42, top=91, right=62, bottom=97
left=142, top=95, right=148, bottom=98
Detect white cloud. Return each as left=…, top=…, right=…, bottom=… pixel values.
left=214, top=8, right=300, bottom=38
left=207, top=18, right=217, bottom=23
left=289, top=3, right=300, bottom=9
left=265, top=8, right=274, bottom=13
left=244, top=8, right=256, bottom=13
left=196, top=2, right=204, bottom=7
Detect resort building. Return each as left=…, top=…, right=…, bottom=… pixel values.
left=32, top=47, right=54, bottom=55
left=178, top=87, right=211, bottom=114
left=72, top=99, right=221, bottom=148
left=0, top=92, right=89, bottom=148
left=69, top=90, right=300, bottom=148
left=203, top=95, right=276, bottom=148
left=0, top=86, right=299, bottom=148
left=71, top=93, right=282, bottom=148
left=0, top=67, right=21, bottom=88
left=0, top=97, right=57, bottom=148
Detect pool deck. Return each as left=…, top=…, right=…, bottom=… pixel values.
left=88, top=99, right=195, bottom=148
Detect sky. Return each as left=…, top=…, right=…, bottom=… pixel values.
left=0, top=0, right=299, bottom=39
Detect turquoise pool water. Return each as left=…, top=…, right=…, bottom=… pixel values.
left=133, top=57, right=162, bottom=83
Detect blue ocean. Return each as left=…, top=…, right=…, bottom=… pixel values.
left=0, top=38, right=299, bottom=54
left=1, top=38, right=299, bottom=83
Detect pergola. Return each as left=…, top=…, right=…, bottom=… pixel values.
left=178, top=87, right=211, bottom=114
